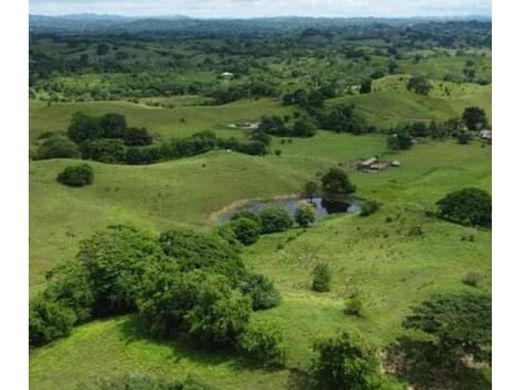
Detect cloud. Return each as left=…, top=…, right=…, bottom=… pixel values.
left=29, top=0, right=492, bottom=18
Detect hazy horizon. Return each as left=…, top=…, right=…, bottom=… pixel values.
left=29, top=0, right=491, bottom=19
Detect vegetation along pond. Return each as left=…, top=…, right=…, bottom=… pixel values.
left=220, top=197, right=361, bottom=221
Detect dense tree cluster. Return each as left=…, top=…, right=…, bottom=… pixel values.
left=29, top=225, right=282, bottom=355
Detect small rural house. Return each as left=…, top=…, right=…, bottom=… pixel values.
left=479, top=129, right=492, bottom=142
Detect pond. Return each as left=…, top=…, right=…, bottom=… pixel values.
left=220, top=196, right=361, bottom=221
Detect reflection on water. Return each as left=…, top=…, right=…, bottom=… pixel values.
left=221, top=197, right=360, bottom=221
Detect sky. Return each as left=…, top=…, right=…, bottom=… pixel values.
left=29, top=0, right=492, bottom=18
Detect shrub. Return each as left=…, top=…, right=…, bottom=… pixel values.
left=312, top=263, right=331, bottom=292
left=344, top=291, right=363, bottom=317
left=292, top=117, right=318, bottom=138
left=36, top=137, right=81, bottom=159
left=230, top=218, right=262, bottom=246
left=310, top=331, right=381, bottom=390
left=56, top=163, right=94, bottom=187
left=258, top=206, right=293, bottom=234
left=462, top=271, right=483, bottom=287
left=274, top=149, right=282, bottom=156
left=360, top=200, right=379, bottom=217
left=99, top=113, right=127, bottom=138
left=295, top=202, right=317, bottom=227
left=321, top=168, right=356, bottom=196
left=78, top=225, right=161, bottom=316
left=359, top=79, right=372, bottom=94
left=29, top=294, right=76, bottom=347
left=239, top=322, right=286, bottom=367
left=407, top=75, right=432, bottom=95
left=436, top=188, right=491, bottom=228
left=239, top=273, right=281, bottom=310
left=214, top=224, right=242, bottom=249
left=387, top=130, right=413, bottom=150
left=231, top=210, right=261, bottom=225
left=457, top=131, right=472, bottom=144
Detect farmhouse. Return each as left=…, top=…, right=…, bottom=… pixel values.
left=219, top=72, right=234, bottom=79
left=357, top=156, right=392, bottom=172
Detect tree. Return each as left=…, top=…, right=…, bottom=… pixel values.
left=56, top=163, right=94, bottom=187
left=123, top=127, right=153, bottom=146
left=303, top=181, right=319, bottom=199
left=230, top=218, right=262, bottom=246
left=436, top=188, right=491, bottom=228
left=403, top=293, right=491, bottom=367
left=295, top=202, right=317, bottom=227
left=407, top=76, right=432, bottom=95
left=238, top=322, right=286, bottom=367
left=292, top=117, right=318, bottom=138
left=239, top=273, right=281, bottom=310
left=99, top=113, right=127, bottom=139
left=96, top=43, right=110, bottom=56
left=36, top=137, right=81, bottom=160
left=158, top=229, right=245, bottom=281
left=77, top=225, right=161, bottom=316
left=462, top=107, right=487, bottom=130
left=68, top=112, right=102, bottom=143
left=387, top=130, right=413, bottom=150
left=406, top=122, right=429, bottom=137
left=230, top=210, right=261, bottom=225
left=359, top=79, right=372, bottom=94
left=80, top=138, right=126, bottom=163
left=321, top=168, right=356, bottom=196
left=310, top=331, right=381, bottom=390
left=29, top=294, right=76, bottom=346
left=258, top=206, right=293, bottom=234
left=312, top=262, right=331, bottom=292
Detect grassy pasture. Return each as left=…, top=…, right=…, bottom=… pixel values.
left=29, top=98, right=292, bottom=141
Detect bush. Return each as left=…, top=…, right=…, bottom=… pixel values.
left=407, top=75, right=432, bottom=95
left=78, top=225, right=161, bottom=316
left=295, top=202, right=317, bottom=227
left=230, top=210, right=261, bottom=225
left=29, top=294, right=76, bottom=347
left=68, top=112, right=103, bottom=143
left=436, top=188, right=491, bottom=228
left=56, top=163, right=94, bottom=187
left=258, top=206, right=293, bottom=234
left=321, top=168, right=356, bottom=196
left=310, top=331, right=381, bottom=390
left=292, top=117, right=318, bottom=138
left=312, top=263, right=331, bottom=292
left=462, top=271, right=483, bottom=287
left=36, top=137, right=81, bottom=159
left=238, top=322, right=286, bottom=367
left=344, top=291, right=363, bottom=317
left=457, top=131, right=472, bottom=144
left=387, top=130, right=413, bottom=150
left=239, top=273, right=281, bottom=310
left=230, top=218, right=262, bottom=246
left=462, top=106, right=487, bottom=130
left=214, top=224, right=242, bottom=249
left=99, top=113, right=127, bottom=139
left=360, top=200, right=379, bottom=217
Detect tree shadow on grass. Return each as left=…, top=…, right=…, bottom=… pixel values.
left=385, top=336, right=491, bottom=390
left=116, top=315, right=285, bottom=374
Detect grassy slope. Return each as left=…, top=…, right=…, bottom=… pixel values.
left=30, top=134, right=491, bottom=389
left=29, top=98, right=292, bottom=141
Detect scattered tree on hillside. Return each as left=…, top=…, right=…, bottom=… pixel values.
left=56, top=163, right=94, bottom=187
left=295, top=202, right=317, bottom=227
left=321, top=168, right=356, bottom=196
left=311, top=262, right=331, bottom=292
left=436, top=188, right=491, bottom=228
left=258, top=206, right=293, bottom=234
left=462, top=106, right=487, bottom=130
left=407, top=75, right=432, bottom=95
left=230, top=217, right=261, bottom=246
left=359, top=79, right=372, bottom=94
left=387, top=130, right=413, bottom=150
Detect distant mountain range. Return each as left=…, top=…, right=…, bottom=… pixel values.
left=29, top=13, right=491, bottom=35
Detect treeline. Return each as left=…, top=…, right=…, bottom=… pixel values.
left=34, top=113, right=270, bottom=165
